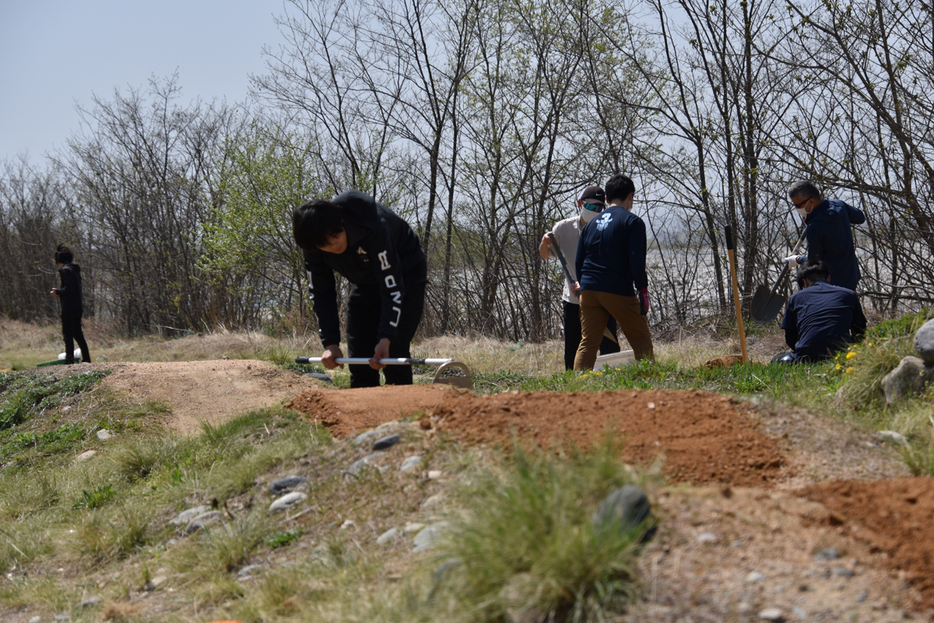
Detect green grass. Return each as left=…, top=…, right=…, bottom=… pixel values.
left=0, top=370, right=106, bottom=431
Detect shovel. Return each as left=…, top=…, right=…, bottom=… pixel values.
left=547, top=233, right=619, bottom=345
left=750, top=232, right=806, bottom=324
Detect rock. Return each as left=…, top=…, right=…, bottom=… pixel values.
left=353, top=430, right=381, bottom=447
left=421, top=493, right=445, bottom=510
left=269, top=492, right=307, bottom=512
left=913, top=318, right=934, bottom=365
left=592, top=485, right=655, bottom=541
left=876, top=430, right=909, bottom=446
left=74, top=450, right=97, bottom=462
left=857, top=589, right=869, bottom=602
left=400, top=455, right=423, bottom=472
left=169, top=505, right=211, bottom=526
left=269, top=475, right=307, bottom=495
left=403, top=522, right=426, bottom=534
left=696, top=532, right=718, bottom=544
left=29, top=617, right=41, bottom=623
left=814, top=546, right=840, bottom=560
left=746, top=571, right=766, bottom=583
left=345, top=452, right=385, bottom=476
left=427, top=470, right=442, bottom=479
left=54, top=615, right=71, bottom=622
left=832, top=566, right=856, bottom=577
left=340, top=519, right=356, bottom=530
left=144, top=575, right=168, bottom=591
left=79, top=596, right=102, bottom=608
left=185, top=511, right=223, bottom=534
left=96, top=429, right=113, bottom=441
left=757, top=607, right=784, bottom=621
left=413, top=521, right=449, bottom=553
left=377, top=528, right=399, bottom=545
left=880, top=356, right=932, bottom=405
left=303, top=371, right=333, bottom=383
left=237, top=565, right=262, bottom=577
left=372, top=433, right=403, bottom=451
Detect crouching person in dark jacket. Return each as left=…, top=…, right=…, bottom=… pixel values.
left=293, top=190, right=428, bottom=388
left=774, top=261, right=866, bottom=364
left=50, top=244, right=91, bottom=364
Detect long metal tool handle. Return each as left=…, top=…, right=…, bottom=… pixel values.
left=547, top=233, right=575, bottom=284
left=295, top=357, right=453, bottom=365
left=725, top=225, right=748, bottom=362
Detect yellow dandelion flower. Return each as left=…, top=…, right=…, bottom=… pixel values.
left=845, top=367, right=854, bottom=374
left=846, top=351, right=856, bottom=360
left=835, top=363, right=842, bottom=370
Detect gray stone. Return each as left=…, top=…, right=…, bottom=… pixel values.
left=169, top=505, right=212, bottom=526
left=413, top=521, right=449, bottom=553
left=881, top=356, right=932, bottom=405
left=757, top=608, right=784, bottom=621
left=144, top=575, right=168, bottom=591
left=400, top=455, right=423, bottom=472
left=377, top=528, right=400, bottom=545
left=237, top=565, right=263, bottom=577
left=53, top=616, right=71, bottom=622
left=269, top=475, right=307, bottom=495
left=832, top=566, right=856, bottom=577
left=372, top=433, right=403, bottom=451
left=592, top=485, right=655, bottom=541
left=29, top=617, right=42, bottom=623
left=345, top=452, right=385, bottom=476
left=792, top=607, right=807, bottom=620
left=303, top=372, right=333, bottom=383
left=403, top=522, right=426, bottom=534
left=813, top=546, right=840, bottom=560
left=913, top=318, right=934, bottom=365
left=96, top=429, right=113, bottom=441
left=353, top=430, right=381, bottom=447
left=421, top=493, right=445, bottom=509
left=185, top=511, right=223, bottom=534
left=876, top=430, right=909, bottom=446
left=696, top=532, right=718, bottom=544
left=74, top=450, right=97, bottom=462
left=856, top=589, right=869, bottom=602
left=746, top=571, right=766, bottom=583
left=269, top=491, right=307, bottom=512
left=79, top=596, right=102, bottom=608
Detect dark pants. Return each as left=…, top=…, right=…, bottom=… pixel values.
left=563, top=301, right=619, bottom=371
left=346, top=278, right=427, bottom=388
left=62, top=311, right=90, bottom=364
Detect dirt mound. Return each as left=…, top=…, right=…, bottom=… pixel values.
left=285, top=385, right=787, bottom=487
left=800, top=477, right=934, bottom=610
left=283, top=384, right=460, bottom=437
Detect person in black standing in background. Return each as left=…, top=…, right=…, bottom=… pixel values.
left=50, top=244, right=91, bottom=364
left=293, top=190, right=427, bottom=388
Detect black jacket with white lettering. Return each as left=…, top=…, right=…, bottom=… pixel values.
left=302, top=190, right=426, bottom=346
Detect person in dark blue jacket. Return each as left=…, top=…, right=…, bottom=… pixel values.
left=50, top=244, right=91, bottom=364
left=785, top=181, right=866, bottom=291
left=293, top=190, right=427, bottom=388
left=777, top=261, right=866, bottom=363
left=572, top=174, right=654, bottom=369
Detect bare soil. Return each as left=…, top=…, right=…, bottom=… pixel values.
left=62, top=361, right=934, bottom=619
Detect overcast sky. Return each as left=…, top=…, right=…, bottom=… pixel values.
left=0, top=0, right=288, bottom=162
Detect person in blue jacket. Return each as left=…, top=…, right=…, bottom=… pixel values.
left=293, top=190, right=427, bottom=388
left=785, top=181, right=866, bottom=291
left=50, top=244, right=91, bottom=364
left=572, top=173, right=654, bottom=369
left=776, top=261, right=866, bottom=363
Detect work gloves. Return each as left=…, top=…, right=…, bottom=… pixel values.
left=638, top=288, right=650, bottom=315
left=784, top=254, right=807, bottom=268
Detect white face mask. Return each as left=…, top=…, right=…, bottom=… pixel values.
left=795, top=206, right=808, bottom=221
left=580, top=203, right=603, bottom=223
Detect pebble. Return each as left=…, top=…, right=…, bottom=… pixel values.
left=746, top=571, right=766, bottom=583
left=269, top=475, right=307, bottom=495
left=29, top=617, right=41, bottom=623
left=353, top=430, right=382, bottom=447
left=54, top=616, right=71, bottom=622
left=377, top=528, right=399, bottom=545
left=876, top=430, right=909, bottom=446
left=757, top=607, right=784, bottom=621
left=372, top=433, right=402, bottom=451
left=857, top=589, right=869, bottom=602
left=403, top=522, right=426, bottom=534
left=185, top=511, right=223, bottom=534
left=696, top=532, right=718, bottom=544
left=79, top=596, right=102, bottom=608
left=814, top=546, right=840, bottom=560
left=340, top=520, right=356, bottom=530
left=144, top=575, right=168, bottom=591
left=169, top=506, right=212, bottom=526
left=75, top=450, right=97, bottom=462
left=421, top=493, right=445, bottom=509
left=832, top=566, right=856, bottom=577
left=345, top=452, right=385, bottom=476
left=413, top=521, right=449, bottom=553
left=269, top=492, right=307, bottom=512
left=427, top=470, right=442, bottom=479
left=96, top=429, right=113, bottom=441
left=400, top=455, right=423, bottom=472
left=237, top=565, right=262, bottom=577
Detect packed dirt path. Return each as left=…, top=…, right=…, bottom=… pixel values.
left=65, top=361, right=934, bottom=618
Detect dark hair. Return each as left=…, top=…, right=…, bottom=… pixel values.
left=292, top=199, right=345, bottom=250
left=788, top=181, right=821, bottom=201
left=796, top=260, right=830, bottom=288
left=605, top=174, right=635, bottom=203
left=55, top=244, right=73, bottom=264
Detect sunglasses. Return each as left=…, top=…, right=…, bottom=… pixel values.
left=582, top=202, right=605, bottom=213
